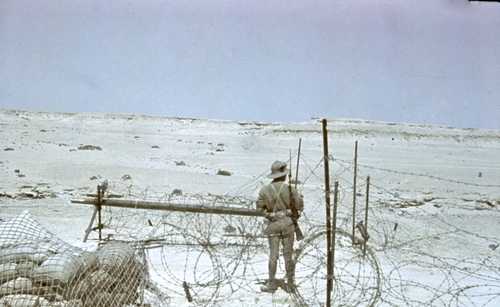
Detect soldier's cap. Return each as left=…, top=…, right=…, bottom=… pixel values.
left=267, top=160, right=288, bottom=179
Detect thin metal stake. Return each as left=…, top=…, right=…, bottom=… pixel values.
left=363, top=176, right=370, bottom=257
left=97, top=185, right=102, bottom=241
left=322, top=119, right=332, bottom=307
left=352, top=140, right=358, bottom=244
left=332, top=181, right=339, bottom=280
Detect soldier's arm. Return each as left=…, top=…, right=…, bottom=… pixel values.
left=256, top=189, right=267, bottom=213
left=257, top=188, right=276, bottom=220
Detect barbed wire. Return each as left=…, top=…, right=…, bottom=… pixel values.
left=334, top=157, right=500, bottom=188
left=71, top=149, right=500, bottom=307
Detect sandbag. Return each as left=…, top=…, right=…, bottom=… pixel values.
left=0, top=277, right=32, bottom=295
left=0, top=262, right=18, bottom=283
left=83, top=291, right=113, bottom=307
left=48, top=299, right=83, bottom=307
left=0, top=244, right=50, bottom=265
left=0, top=294, right=50, bottom=307
left=15, top=261, right=37, bottom=278
left=117, top=258, right=144, bottom=294
left=96, top=242, right=135, bottom=276
left=32, top=251, right=97, bottom=285
left=88, top=270, right=116, bottom=293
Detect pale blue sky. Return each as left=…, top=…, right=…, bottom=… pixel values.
left=1, top=0, right=499, bottom=128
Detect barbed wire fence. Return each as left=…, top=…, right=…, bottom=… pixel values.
left=2, top=144, right=499, bottom=306
left=78, top=146, right=500, bottom=307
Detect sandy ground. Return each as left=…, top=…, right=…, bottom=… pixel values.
left=1, top=109, right=500, bottom=306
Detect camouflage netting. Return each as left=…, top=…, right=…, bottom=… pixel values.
left=0, top=211, right=146, bottom=307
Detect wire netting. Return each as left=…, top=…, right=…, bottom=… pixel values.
left=0, top=211, right=147, bottom=307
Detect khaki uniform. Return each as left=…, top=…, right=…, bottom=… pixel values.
left=257, top=181, right=303, bottom=287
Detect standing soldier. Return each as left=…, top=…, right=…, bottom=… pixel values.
left=257, top=160, right=304, bottom=292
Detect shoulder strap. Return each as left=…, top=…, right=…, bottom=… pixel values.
left=270, top=183, right=288, bottom=211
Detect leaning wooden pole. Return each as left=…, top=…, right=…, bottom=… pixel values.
left=352, top=140, right=358, bottom=245
left=332, top=181, right=339, bottom=280
left=72, top=198, right=266, bottom=217
left=322, top=119, right=333, bottom=307
left=363, top=176, right=370, bottom=257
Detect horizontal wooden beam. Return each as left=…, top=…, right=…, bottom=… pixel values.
left=72, top=198, right=265, bottom=217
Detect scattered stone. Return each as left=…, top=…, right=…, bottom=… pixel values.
left=151, top=145, right=160, bottom=149
left=215, top=148, right=224, bottom=152
left=397, top=210, right=409, bottom=216
left=16, top=187, right=56, bottom=199
left=433, top=204, right=442, bottom=208
left=477, top=199, right=495, bottom=207
left=478, top=172, right=482, bottom=178
left=89, top=176, right=99, bottom=181
left=14, top=169, right=20, bottom=173
left=121, top=174, right=132, bottom=181
left=77, top=145, right=102, bottom=151
left=40, top=129, right=48, bottom=132
left=217, top=143, right=224, bottom=147
left=175, top=161, right=186, bottom=166
left=489, top=243, right=499, bottom=251
left=3, top=148, right=14, bottom=151
left=0, top=192, right=14, bottom=199
left=171, top=189, right=183, bottom=196
left=17, top=174, right=26, bottom=178
left=396, top=200, right=424, bottom=208
left=217, top=169, right=232, bottom=176
left=58, top=143, right=69, bottom=147
left=69, top=149, right=76, bottom=152
left=134, top=136, right=140, bottom=139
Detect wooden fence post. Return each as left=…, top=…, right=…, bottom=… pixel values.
left=332, top=181, right=339, bottom=280
left=363, top=176, right=370, bottom=257
left=321, top=119, right=333, bottom=307
left=352, top=141, right=358, bottom=244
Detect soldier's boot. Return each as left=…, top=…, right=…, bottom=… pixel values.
left=284, top=275, right=296, bottom=293
left=285, top=261, right=296, bottom=292
left=260, top=279, right=279, bottom=293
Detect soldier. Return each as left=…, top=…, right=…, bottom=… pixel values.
left=257, top=160, right=304, bottom=292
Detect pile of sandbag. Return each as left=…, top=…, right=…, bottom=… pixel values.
left=0, top=212, right=145, bottom=307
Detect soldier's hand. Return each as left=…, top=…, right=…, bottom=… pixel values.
left=265, top=212, right=276, bottom=221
